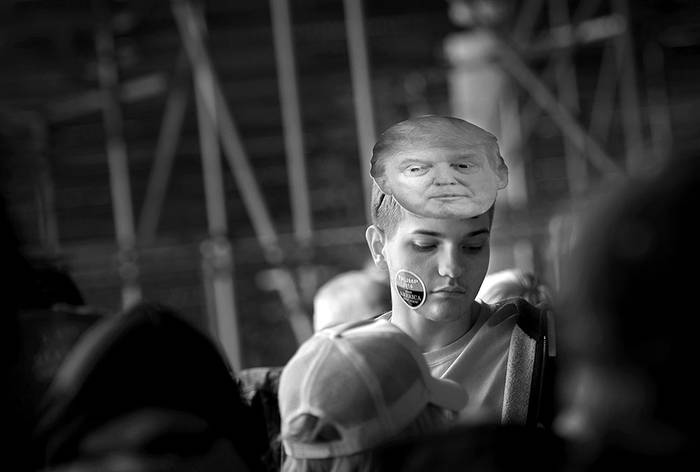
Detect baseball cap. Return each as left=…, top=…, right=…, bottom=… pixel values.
left=278, top=318, right=468, bottom=459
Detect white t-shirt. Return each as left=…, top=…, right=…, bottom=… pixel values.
left=381, top=301, right=518, bottom=423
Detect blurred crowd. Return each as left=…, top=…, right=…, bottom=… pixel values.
left=5, top=115, right=696, bottom=471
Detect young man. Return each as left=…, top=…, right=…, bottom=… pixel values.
left=365, top=115, right=556, bottom=428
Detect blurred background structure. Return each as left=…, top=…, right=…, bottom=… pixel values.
left=1, top=0, right=698, bottom=370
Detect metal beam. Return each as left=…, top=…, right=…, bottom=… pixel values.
left=549, top=0, right=588, bottom=197
left=270, top=0, right=313, bottom=248
left=612, top=0, right=645, bottom=174
left=174, top=0, right=242, bottom=370
left=493, top=31, right=622, bottom=176
left=138, top=53, right=190, bottom=244
left=92, top=0, right=141, bottom=308
left=343, top=0, right=376, bottom=224
left=173, top=0, right=282, bottom=263
left=588, top=41, right=617, bottom=144
left=46, top=74, right=167, bottom=123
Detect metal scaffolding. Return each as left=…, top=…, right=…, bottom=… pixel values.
left=131, top=0, right=380, bottom=367
left=444, top=0, right=668, bottom=287
left=50, top=0, right=665, bottom=367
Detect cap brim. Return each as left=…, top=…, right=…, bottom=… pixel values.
left=427, top=376, right=468, bottom=412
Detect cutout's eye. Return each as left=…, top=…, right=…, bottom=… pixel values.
left=453, top=161, right=480, bottom=174
left=403, top=165, right=430, bottom=177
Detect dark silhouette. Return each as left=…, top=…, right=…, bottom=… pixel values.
left=33, top=300, right=269, bottom=472
left=2, top=192, right=38, bottom=472
left=554, top=155, right=699, bottom=469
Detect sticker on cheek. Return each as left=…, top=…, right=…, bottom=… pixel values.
left=395, top=269, right=426, bottom=309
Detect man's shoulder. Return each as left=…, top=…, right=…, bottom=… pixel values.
left=374, top=311, right=392, bottom=321
left=487, top=297, right=551, bottom=341
left=489, top=296, right=540, bottom=311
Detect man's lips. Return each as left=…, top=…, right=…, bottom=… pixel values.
left=431, top=286, right=467, bottom=294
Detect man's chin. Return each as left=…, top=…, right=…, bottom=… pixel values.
left=420, top=303, right=469, bottom=324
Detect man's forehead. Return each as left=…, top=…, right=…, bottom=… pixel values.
left=395, top=211, right=491, bottom=234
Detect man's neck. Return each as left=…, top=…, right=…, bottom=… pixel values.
left=389, top=301, right=480, bottom=352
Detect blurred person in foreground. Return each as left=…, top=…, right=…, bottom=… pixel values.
left=1, top=191, right=106, bottom=472
left=33, top=300, right=269, bottom=472
left=553, top=155, right=698, bottom=469
left=477, top=267, right=553, bottom=308
left=277, top=318, right=467, bottom=471
left=365, top=115, right=556, bottom=427
left=3, top=192, right=39, bottom=472
left=312, top=261, right=391, bottom=331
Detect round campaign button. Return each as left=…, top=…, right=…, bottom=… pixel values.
left=395, top=269, right=426, bottom=309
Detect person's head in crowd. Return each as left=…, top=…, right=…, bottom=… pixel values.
left=1, top=191, right=103, bottom=472
left=312, top=261, right=391, bottom=331
left=13, top=255, right=105, bottom=424
left=476, top=268, right=553, bottom=308
left=33, top=300, right=268, bottom=472
left=20, top=255, right=87, bottom=311
left=554, top=156, right=698, bottom=467
left=365, top=115, right=501, bottom=351
left=278, top=318, right=467, bottom=471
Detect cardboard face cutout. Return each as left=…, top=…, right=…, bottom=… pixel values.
left=370, top=117, right=508, bottom=219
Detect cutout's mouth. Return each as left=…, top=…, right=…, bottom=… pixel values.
left=429, top=194, right=470, bottom=200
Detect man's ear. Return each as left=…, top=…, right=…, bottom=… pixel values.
left=365, top=225, right=388, bottom=271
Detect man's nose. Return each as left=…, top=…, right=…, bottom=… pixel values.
left=437, top=247, right=463, bottom=278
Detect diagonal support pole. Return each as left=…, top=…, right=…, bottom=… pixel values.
left=173, top=0, right=283, bottom=264
left=549, top=0, right=588, bottom=197
left=172, top=0, right=243, bottom=370
left=138, top=52, right=190, bottom=245
left=493, top=30, right=622, bottom=176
